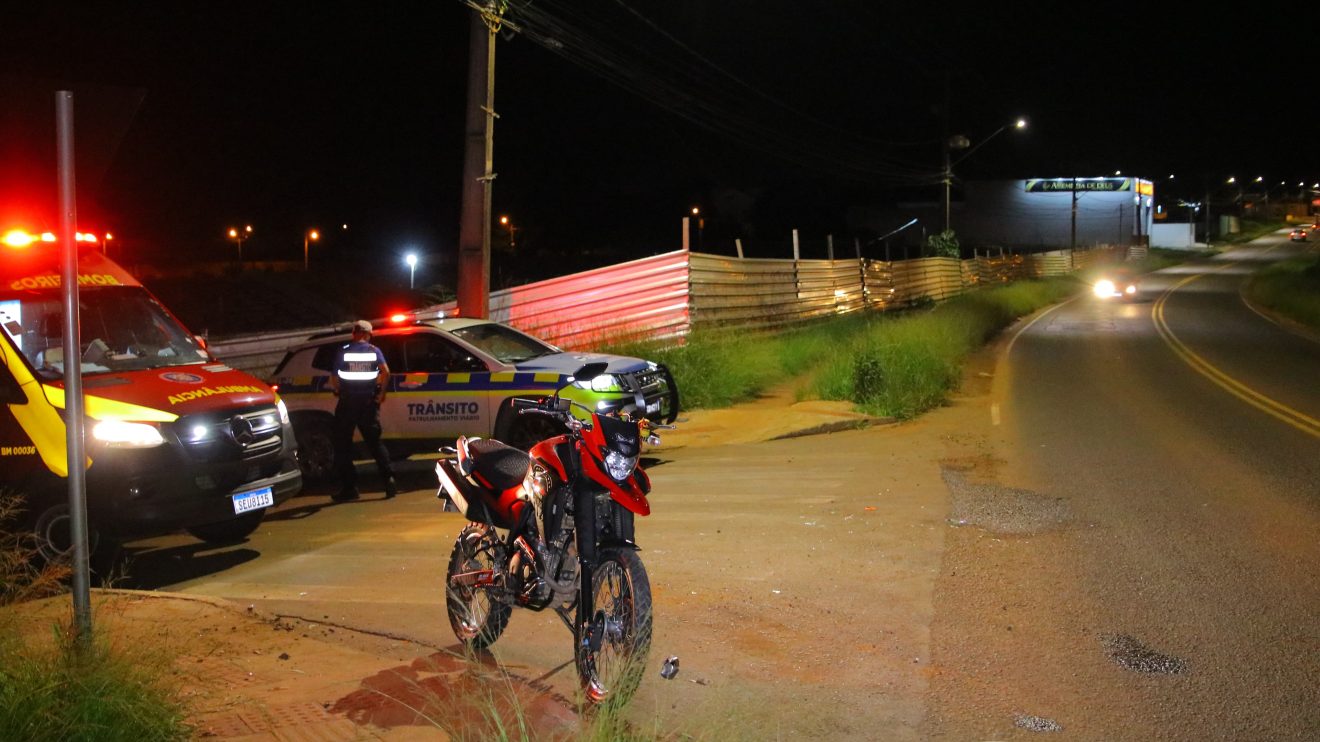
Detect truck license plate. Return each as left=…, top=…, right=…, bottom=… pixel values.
left=232, top=486, right=274, bottom=515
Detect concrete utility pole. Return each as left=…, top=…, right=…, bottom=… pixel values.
left=457, top=2, right=505, bottom=319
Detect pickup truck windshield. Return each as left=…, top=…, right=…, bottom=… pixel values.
left=0, top=285, right=208, bottom=379
left=449, top=322, right=558, bottom=363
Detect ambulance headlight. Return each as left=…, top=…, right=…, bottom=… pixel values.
left=276, top=398, right=290, bottom=425
left=574, top=374, right=622, bottom=392
left=92, top=420, right=165, bottom=448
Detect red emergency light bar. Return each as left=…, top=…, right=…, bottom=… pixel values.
left=2, top=228, right=104, bottom=248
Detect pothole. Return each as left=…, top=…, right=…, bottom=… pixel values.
left=1014, top=713, right=1063, bottom=733
left=940, top=466, right=1071, bottom=535
left=1100, top=633, right=1188, bottom=674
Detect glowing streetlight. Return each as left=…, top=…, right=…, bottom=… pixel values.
left=303, top=228, right=320, bottom=271
left=227, top=225, right=253, bottom=265
left=406, top=252, right=418, bottom=289
left=943, top=117, right=1028, bottom=231
left=498, top=215, right=516, bottom=247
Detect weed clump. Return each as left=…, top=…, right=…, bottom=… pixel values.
left=0, top=489, right=191, bottom=741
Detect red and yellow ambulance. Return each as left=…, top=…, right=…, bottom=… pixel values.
left=0, top=229, right=301, bottom=562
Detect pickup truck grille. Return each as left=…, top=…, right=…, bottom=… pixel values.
left=618, top=365, right=679, bottom=423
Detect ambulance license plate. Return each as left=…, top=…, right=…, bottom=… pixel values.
left=232, top=486, right=274, bottom=515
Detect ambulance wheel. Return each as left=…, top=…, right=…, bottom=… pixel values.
left=508, top=414, right=567, bottom=452
left=294, top=418, right=336, bottom=483
left=29, top=502, right=120, bottom=578
left=187, top=510, right=265, bottom=545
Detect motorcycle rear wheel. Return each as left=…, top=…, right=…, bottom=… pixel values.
left=445, top=524, right=511, bottom=651
left=576, top=547, right=653, bottom=704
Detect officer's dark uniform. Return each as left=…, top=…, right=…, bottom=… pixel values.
left=330, top=321, right=396, bottom=500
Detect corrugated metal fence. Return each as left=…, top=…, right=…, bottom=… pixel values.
left=211, top=245, right=1123, bottom=377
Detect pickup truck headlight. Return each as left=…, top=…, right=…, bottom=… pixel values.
left=574, top=374, right=621, bottom=392
left=92, top=419, right=165, bottom=448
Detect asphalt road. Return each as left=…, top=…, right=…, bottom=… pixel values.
left=925, top=231, right=1320, bottom=739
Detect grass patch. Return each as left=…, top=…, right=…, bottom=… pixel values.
left=1245, top=254, right=1320, bottom=331
left=0, top=490, right=191, bottom=741
left=0, top=619, right=192, bottom=742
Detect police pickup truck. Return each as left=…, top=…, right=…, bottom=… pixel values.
left=270, top=313, right=679, bottom=481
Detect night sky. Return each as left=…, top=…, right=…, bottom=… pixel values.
left=2, top=2, right=1316, bottom=282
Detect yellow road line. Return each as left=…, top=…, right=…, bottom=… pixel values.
left=1152, top=258, right=1320, bottom=439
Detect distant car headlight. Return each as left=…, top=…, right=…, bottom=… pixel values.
left=1125, top=284, right=1137, bottom=295
left=574, top=373, right=622, bottom=392
left=603, top=449, right=638, bottom=482
left=1094, top=279, right=1116, bottom=298
left=92, top=419, right=165, bottom=448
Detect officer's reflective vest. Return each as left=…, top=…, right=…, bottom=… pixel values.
left=336, top=344, right=382, bottom=396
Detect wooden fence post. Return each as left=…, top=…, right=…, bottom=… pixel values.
left=735, top=238, right=744, bottom=259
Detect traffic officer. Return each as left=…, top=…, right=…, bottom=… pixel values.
left=329, top=319, right=397, bottom=501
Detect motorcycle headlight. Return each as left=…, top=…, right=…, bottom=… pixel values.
left=92, top=419, right=165, bottom=448
left=1093, top=279, right=1116, bottom=298
left=603, top=449, right=638, bottom=482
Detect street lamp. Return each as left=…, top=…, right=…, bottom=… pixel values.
left=405, top=252, right=418, bottom=289
left=303, top=229, right=319, bottom=271
left=227, top=225, right=253, bottom=265
left=943, top=117, right=1027, bottom=232
left=498, top=215, right=516, bottom=248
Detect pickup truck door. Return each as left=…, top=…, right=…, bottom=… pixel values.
left=386, top=333, right=491, bottom=440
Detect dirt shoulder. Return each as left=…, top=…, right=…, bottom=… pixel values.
left=7, top=348, right=1009, bottom=740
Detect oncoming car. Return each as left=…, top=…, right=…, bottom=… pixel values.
left=271, top=313, right=679, bottom=481
left=1092, top=267, right=1141, bottom=301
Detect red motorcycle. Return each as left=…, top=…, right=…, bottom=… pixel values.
left=435, top=362, right=666, bottom=703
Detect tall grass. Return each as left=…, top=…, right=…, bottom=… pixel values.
left=1245, top=255, right=1320, bottom=331
left=810, top=279, right=1078, bottom=417
left=606, top=278, right=1080, bottom=413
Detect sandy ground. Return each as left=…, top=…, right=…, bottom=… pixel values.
left=3, top=362, right=1006, bottom=741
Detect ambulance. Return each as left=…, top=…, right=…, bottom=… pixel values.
left=0, top=229, right=302, bottom=562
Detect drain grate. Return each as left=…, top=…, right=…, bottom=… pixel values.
left=1100, top=633, right=1188, bottom=674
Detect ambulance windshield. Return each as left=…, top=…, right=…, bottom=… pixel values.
left=0, top=285, right=208, bottom=379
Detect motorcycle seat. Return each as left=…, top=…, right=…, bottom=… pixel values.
left=468, top=438, right=532, bottom=491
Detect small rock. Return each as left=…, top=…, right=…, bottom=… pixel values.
left=278, top=653, right=290, bottom=661
left=660, top=656, right=680, bottom=679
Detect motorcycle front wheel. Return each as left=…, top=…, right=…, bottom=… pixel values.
left=445, top=524, right=511, bottom=651
left=576, top=547, right=653, bottom=704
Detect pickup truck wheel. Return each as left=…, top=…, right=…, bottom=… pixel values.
left=294, top=418, right=335, bottom=483
left=508, top=414, right=567, bottom=452
left=186, top=510, right=265, bottom=545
